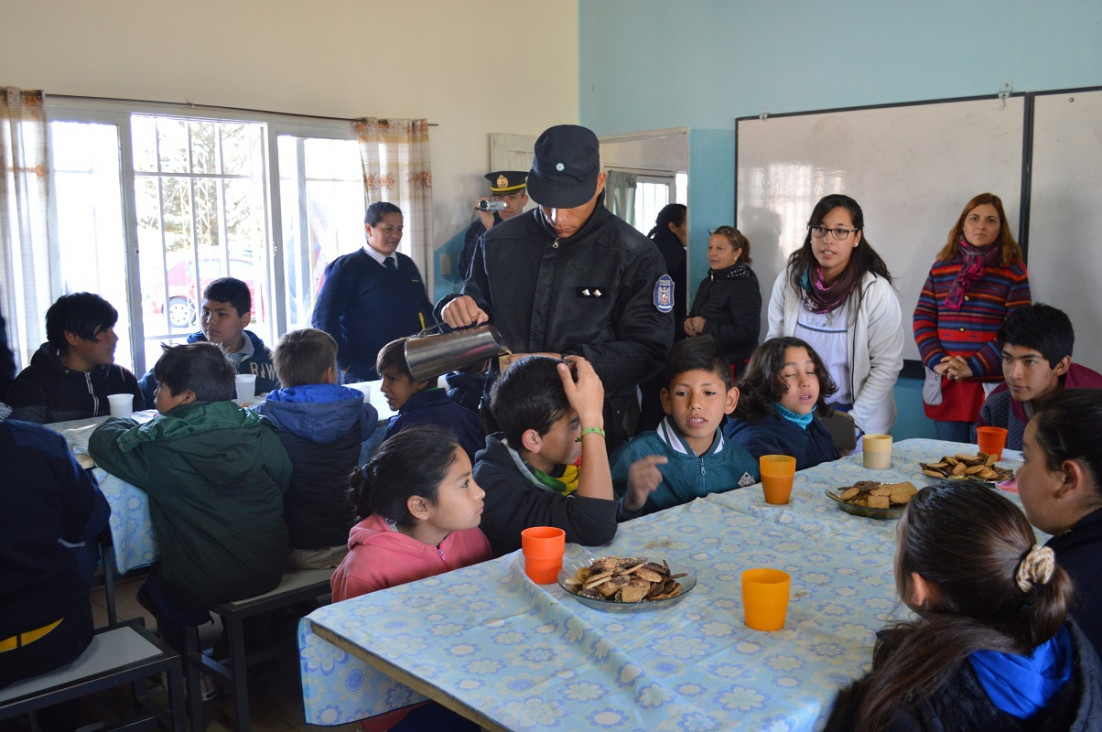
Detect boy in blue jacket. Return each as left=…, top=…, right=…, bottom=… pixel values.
left=611, top=336, right=758, bottom=513
left=254, top=329, right=377, bottom=569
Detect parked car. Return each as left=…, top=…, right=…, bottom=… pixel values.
left=145, top=257, right=266, bottom=328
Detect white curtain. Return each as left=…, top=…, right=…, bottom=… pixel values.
left=0, top=87, right=52, bottom=372
left=354, top=118, right=434, bottom=295
left=604, top=169, right=638, bottom=227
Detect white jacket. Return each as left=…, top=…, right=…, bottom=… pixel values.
left=767, top=270, right=904, bottom=436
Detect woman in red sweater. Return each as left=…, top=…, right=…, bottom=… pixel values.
left=912, top=193, right=1031, bottom=442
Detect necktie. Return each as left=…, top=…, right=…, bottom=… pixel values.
left=385, top=257, right=397, bottom=272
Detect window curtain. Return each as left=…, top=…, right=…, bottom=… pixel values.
left=354, top=118, right=434, bottom=296
left=0, top=87, right=51, bottom=372
left=604, top=169, right=637, bottom=227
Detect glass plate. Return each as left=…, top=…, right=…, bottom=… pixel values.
left=557, top=560, right=697, bottom=613
left=825, top=488, right=904, bottom=520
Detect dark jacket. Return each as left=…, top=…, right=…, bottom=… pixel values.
left=687, top=263, right=762, bottom=365
left=311, top=248, right=434, bottom=381
left=825, top=622, right=1102, bottom=732
left=651, top=228, right=687, bottom=329
left=0, top=305, right=15, bottom=398
left=1047, top=508, right=1102, bottom=658
left=445, top=371, right=486, bottom=413
left=254, top=384, right=377, bottom=550
left=458, top=214, right=501, bottom=281
left=0, top=420, right=110, bottom=640
left=88, top=401, right=292, bottom=611
left=386, top=387, right=482, bottom=464
left=723, top=412, right=838, bottom=471
left=473, top=435, right=619, bottom=556
left=437, top=196, right=673, bottom=399
left=137, top=329, right=280, bottom=407
left=7, top=343, right=145, bottom=423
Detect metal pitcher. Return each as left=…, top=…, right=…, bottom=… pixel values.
left=404, top=324, right=510, bottom=382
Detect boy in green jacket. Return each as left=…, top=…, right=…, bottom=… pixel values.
left=89, top=342, right=291, bottom=650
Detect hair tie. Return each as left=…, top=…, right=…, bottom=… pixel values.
left=1015, top=545, right=1055, bottom=593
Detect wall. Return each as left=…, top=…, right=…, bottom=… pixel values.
left=0, top=0, right=578, bottom=264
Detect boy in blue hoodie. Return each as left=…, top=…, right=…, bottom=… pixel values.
left=254, top=328, right=378, bottom=569
left=611, top=336, right=758, bottom=513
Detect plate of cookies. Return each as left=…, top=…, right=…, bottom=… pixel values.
left=558, top=556, right=696, bottom=613
left=825, top=480, right=918, bottom=519
left=918, top=453, right=1013, bottom=484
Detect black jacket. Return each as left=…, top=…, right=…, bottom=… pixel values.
left=7, top=343, right=145, bottom=423
left=1047, top=508, right=1102, bottom=658
left=723, top=413, right=838, bottom=470
left=651, top=228, right=687, bottom=328
left=437, top=196, right=673, bottom=399
left=687, top=263, right=762, bottom=365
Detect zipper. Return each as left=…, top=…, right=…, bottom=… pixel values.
left=84, top=372, right=100, bottom=415
left=699, top=456, right=706, bottom=492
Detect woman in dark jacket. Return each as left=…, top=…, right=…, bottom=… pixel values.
left=684, top=226, right=761, bottom=379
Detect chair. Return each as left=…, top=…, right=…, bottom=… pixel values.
left=183, top=568, right=333, bottom=732
left=0, top=619, right=186, bottom=731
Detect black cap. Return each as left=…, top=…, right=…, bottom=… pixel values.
left=485, top=171, right=527, bottom=194
left=526, top=124, right=600, bottom=208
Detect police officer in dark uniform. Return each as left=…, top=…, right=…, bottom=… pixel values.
left=458, top=171, right=529, bottom=280
left=437, top=125, right=674, bottom=449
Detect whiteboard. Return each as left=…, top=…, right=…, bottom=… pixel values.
left=1025, top=90, right=1102, bottom=371
left=736, top=97, right=1025, bottom=362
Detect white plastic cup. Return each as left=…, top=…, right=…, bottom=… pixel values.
left=863, top=434, right=893, bottom=470
left=107, top=393, right=134, bottom=418
left=235, top=374, right=257, bottom=402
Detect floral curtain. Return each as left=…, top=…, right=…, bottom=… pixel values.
left=0, top=87, right=51, bottom=372
left=354, top=118, right=433, bottom=296
left=605, top=169, right=638, bottom=227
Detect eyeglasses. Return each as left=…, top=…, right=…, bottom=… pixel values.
left=808, top=225, right=860, bottom=241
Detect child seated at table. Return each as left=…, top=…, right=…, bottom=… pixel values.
left=723, top=337, right=839, bottom=470
left=137, top=277, right=280, bottom=406
left=7, top=292, right=144, bottom=423
left=610, top=336, right=758, bottom=513
left=376, top=337, right=482, bottom=463
left=475, top=355, right=656, bottom=556
left=331, top=425, right=489, bottom=732
left=254, top=328, right=378, bottom=570
left=825, top=480, right=1102, bottom=730
left=89, top=342, right=291, bottom=651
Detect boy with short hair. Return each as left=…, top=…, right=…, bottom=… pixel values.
left=376, top=337, right=482, bottom=463
left=90, top=342, right=291, bottom=650
left=138, top=277, right=279, bottom=405
left=475, top=355, right=657, bottom=556
left=611, top=336, right=759, bottom=513
left=979, top=303, right=1102, bottom=450
left=254, top=328, right=378, bottom=569
left=8, top=292, right=144, bottom=423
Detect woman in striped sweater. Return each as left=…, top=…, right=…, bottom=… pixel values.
left=912, top=193, right=1031, bottom=442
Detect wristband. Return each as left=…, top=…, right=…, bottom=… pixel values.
left=578, top=426, right=606, bottom=440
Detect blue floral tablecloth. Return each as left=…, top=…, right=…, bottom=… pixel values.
left=300, top=438, right=1024, bottom=730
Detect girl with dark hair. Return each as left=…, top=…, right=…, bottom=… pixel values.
left=684, top=226, right=761, bottom=380
left=766, top=194, right=904, bottom=443
left=913, top=192, right=1031, bottom=442
left=1019, top=388, right=1102, bottom=656
left=331, top=425, right=491, bottom=602
left=826, top=480, right=1102, bottom=730
left=723, top=337, right=838, bottom=470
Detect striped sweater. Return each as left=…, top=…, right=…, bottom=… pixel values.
left=912, top=256, right=1030, bottom=380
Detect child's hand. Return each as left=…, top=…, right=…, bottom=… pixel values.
left=559, top=356, right=604, bottom=428
left=624, top=455, right=668, bottom=512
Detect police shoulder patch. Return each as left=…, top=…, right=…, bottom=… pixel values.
left=653, top=274, right=675, bottom=313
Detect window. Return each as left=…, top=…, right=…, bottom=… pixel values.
left=45, top=99, right=372, bottom=375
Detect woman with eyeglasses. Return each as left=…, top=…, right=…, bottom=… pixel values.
left=766, top=194, right=903, bottom=444
left=683, top=226, right=761, bottom=379
left=912, top=193, right=1031, bottom=443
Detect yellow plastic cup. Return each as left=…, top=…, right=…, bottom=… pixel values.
left=976, top=426, right=1008, bottom=461
left=521, top=526, right=566, bottom=583
left=759, top=455, right=796, bottom=505
left=741, top=568, right=791, bottom=631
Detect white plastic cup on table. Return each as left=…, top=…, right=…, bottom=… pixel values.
left=235, top=374, right=257, bottom=402
left=107, top=393, right=134, bottom=418
left=862, top=434, right=893, bottom=470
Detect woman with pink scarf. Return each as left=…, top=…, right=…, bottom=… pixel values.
left=913, top=193, right=1031, bottom=442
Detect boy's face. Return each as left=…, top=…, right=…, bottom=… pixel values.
left=777, top=346, right=820, bottom=416
left=379, top=368, right=425, bottom=411
left=661, top=368, right=738, bottom=452
left=154, top=383, right=193, bottom=414
left=201, top=298, right=249, bottom=348
left=64, top=325, right=118, bottom=371
left=1001, top=344, right=1070, bottom=404
left=529, top=408, right=582, bottom=471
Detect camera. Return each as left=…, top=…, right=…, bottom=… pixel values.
left=477, top=200, right=507, bottom=212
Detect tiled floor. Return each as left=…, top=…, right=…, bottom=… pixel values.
left=1, top=574, right=360, bottom=732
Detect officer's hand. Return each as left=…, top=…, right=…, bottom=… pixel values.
left=625, top=455, right=667, bottom=512
left=558, top=356, right=604, bottom=429
left=440, top=296, right=488, bottom=329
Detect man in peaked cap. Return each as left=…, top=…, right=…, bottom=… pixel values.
left=458, top=170, right=528, bottom=280
left=437, top=124, right=674, bottom=448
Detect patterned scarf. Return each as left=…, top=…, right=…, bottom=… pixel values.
left=801, top=264, right=860, bottom=315
left=943, top=236, right=1000, bottom=311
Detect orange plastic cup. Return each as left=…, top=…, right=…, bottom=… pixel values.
left=520, top=526, right=566, bottom=583
left=759, top=455, right=796, bottom=505
left=741, top=568, right=791, bottom=631
left=976, top=426, right=1009, bottom=461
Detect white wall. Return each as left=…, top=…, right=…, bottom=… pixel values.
left=0, top=0, right=579, bottom=244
